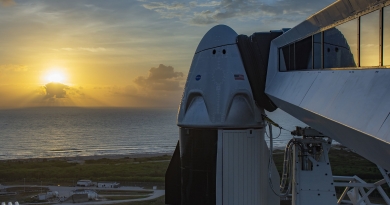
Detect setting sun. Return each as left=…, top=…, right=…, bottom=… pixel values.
left=43, top=69, right=67, bottom=84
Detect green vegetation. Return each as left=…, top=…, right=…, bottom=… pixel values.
left=0, top=155, right=171, bottom=185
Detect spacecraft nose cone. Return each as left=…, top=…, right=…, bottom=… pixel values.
left=178, top=25, right=263, bottom=128
left=195, top=25, right=238, bottom=53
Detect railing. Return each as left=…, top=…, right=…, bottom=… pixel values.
left=334, top=166, right=390, bottom=205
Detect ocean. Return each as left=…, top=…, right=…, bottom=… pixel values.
left=0, top=107, right=307, bottom=160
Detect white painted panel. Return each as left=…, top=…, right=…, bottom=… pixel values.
left=221, top=129, right=279, bottom=205
left=377, top=114, right=390, bottom=142
left=267, top=71, right=319, bottom=106
left=300, top=70, right=348, bottom=113
left=269, top=96, right=390, bottom=170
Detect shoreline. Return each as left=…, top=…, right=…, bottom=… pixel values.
left=0, top=152, right=174, bottom=163
left=0, top=144, right=349, bottom=163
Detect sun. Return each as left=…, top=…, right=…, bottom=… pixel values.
left=43, top=68, right=68, bottom=84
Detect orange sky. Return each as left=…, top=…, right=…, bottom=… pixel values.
left=0, top=0, right=334, bottom=108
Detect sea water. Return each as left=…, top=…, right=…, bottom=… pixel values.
left=0, top=107, right=306, bottom=160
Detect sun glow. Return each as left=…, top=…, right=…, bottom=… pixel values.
left=43, top=68, right=68, bottom=84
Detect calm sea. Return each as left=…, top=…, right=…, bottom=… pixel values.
left=0, top=107, right=306, bottom=160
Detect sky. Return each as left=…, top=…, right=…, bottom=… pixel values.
left=0, top=0, right=335, bottom=108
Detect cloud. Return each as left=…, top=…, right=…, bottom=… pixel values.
left=58, top=47, right=107, bottom=52
left=61, top=48, right=74, bottom=51
left=141, top=0, right=335, bottom=25
left=79, top=47, right=107, bottom=52
left=42, top=82, right=86, bottom=100
left=141, top=1, right=190, bottom=19
left=189, top=1, right=220, bottom=7
left=1, top=0, right=14, bottom=7
left=44, top=82, right=69, bottom=98
left=189, top=0, right=325, bottom=25
left=142, top=2, right=186, bottom=10
left=0, top=64, right=28, bottom=72
left=134, top=64, right=184, bottom=91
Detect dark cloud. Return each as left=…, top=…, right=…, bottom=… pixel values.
left=44, top=82, right=69, bottom=98
left=134, top=64, right=184, bottom=91
left=42, top=83, right=86, bottom=101
left=1, top=0, right=15, bottom=7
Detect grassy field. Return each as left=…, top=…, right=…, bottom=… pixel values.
left=0, top=148, right=387, bottom=204
left=0, top=155, right=171, bottom=186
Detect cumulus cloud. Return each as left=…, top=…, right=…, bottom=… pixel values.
left=1, top=0, right=14, bottom=7
left=134, top=64, right=184, bottom=91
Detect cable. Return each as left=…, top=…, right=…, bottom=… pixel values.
left=262, top=114, right=302, bottom=197
left=262, top=114, right=292, bottom=133
left=268, top=141, right=294, bottom=197
left=267, top=120, right=295, bottom=197
left=265, top=126, right=282, bottom=139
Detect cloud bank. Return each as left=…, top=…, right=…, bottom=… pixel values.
left=1, top=0, right=14, bottom=7
left=141, top=0, right=335, bottom=25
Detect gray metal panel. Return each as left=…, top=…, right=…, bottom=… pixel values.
left=265, top=42, right=280, bottom=89
left=323, top=6, right=339, bottom=23
left=335, top=0, right=354, bottom=18
left=349, top=0, right=370, bottom=11
left=315, top=11, right=330, bottom=28
left=216, top=130, right=223, bottom=205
